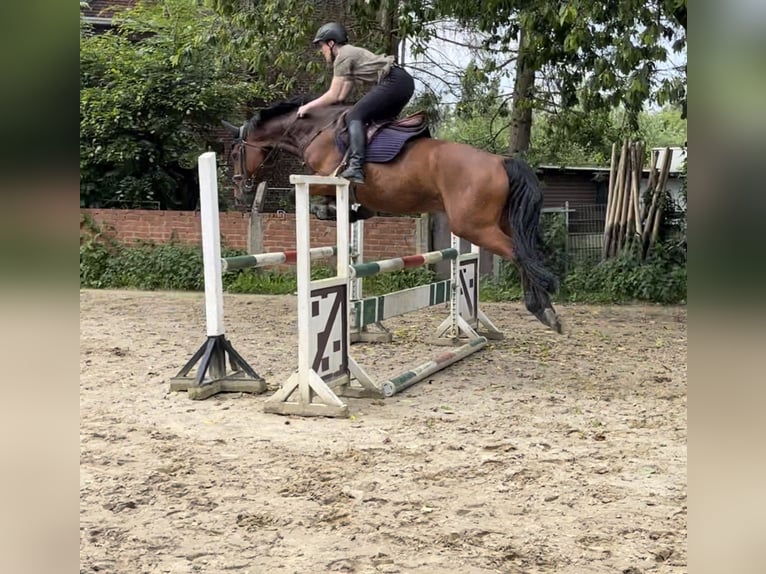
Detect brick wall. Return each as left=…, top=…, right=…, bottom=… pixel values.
left=259, top=214, right=420, bottom=260
left=82, top=209, right=251, bottom=251
left=81, top=209, right=421, bottom=261
left=360, top=218, right=421, bottom=261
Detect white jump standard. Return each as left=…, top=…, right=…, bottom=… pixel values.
left=264, top=175, right=379, bottom=418
left=263, top=174, right=500, bottom=417
left=170, top=157, right=501, bottom=411
left=170, top=152, right=266, bottom=400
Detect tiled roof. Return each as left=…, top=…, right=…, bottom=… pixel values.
left=81, top=0, right=135, bottom=20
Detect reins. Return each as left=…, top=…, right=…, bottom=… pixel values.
left=233, top=108, right=349, bottom=192
left=233, top=116, right=301, bottom=191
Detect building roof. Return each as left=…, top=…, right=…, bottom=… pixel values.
left=537, top=146, right=686, bottom=176
left=81, top=0, right=134, bottom=27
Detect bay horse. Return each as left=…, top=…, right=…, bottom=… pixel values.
left=222, top=96, right=562, bottom=333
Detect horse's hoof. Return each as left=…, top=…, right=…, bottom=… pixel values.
left=543, top=308, right=563, bottom=334
left=349, top=204, right=375, bottom=223
left=310, top=204, right=336, bottom=221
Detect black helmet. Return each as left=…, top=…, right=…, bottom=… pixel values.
left=313, top=22, right=348, bottom=45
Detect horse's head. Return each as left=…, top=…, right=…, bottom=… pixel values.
left=222, top=118, right=272, bottom=206
left=222, top=95, right=342, bottom=203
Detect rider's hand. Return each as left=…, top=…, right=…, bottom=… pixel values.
left=297, top=105, right=309, bottom=118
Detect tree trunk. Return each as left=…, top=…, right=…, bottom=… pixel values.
left=379, top=0, right=400, bottom=58
left=508, top=27, right=535, bottom=156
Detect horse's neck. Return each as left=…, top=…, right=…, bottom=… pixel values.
left=263, top=118, right=305, bottom=157
left=304, top=130, right=343, bottom=175
left=269, top=109, right=344, bottom=162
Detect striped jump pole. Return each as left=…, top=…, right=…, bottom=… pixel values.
left=222, top=246, right=337, bottom=272
left=349, top=238, right=502, bottom=345
left=170, top=152, right=266, bottom=400
left=349, top=248, right=458, bottom=343
left=381, top=336, right=488, bottom=397
left=350, top=248, right=458, bottom=278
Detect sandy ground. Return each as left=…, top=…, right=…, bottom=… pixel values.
left=80, top=290, right=686, bottom=574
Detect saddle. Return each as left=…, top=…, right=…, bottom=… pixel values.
left=366, top=111, right=430, bottom=139
left=334, top=111, right=431, bottom=164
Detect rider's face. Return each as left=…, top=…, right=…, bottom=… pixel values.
left=320, top=41, right=333, bottom=64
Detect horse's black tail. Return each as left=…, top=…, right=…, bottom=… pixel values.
left=503, top=157, right=562, bottom=332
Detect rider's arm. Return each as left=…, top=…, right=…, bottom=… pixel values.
left=335, top=76, right=354, bottom=102
left=298, top=76, right=353, bottom=116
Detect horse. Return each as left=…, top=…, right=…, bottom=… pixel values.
left=222, top=96, right=562, bottom=333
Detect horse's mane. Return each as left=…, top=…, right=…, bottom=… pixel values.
left=248, top=95, right=318, bottom=130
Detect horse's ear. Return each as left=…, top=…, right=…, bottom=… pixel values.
left=221, top=120, right=240, bottom=137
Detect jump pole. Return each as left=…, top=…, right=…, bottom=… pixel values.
left=349, top=235, right=503, bottom=345
left=170, top=152, right=266, bottom=399
left=222, top=246, right=337, bottom=272
left=342, top=244, right=492, bottom=396
left=349, top=247, right=460, bottom=343
left=381, top=336, right=488, bottom=397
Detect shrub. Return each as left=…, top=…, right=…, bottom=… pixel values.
left=480, top=212, right=686, bottom=304
left=363, top=267, right=437, bottom=295
left=80, top=217, right=685, bottom=304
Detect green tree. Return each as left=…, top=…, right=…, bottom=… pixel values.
left=634, top=106, right=687, bottom=148
left=455, top=61, right=506, bottom=120
left=528, top=108, right=619, bottom=166
left=202, top=0, right=319, bottom=87
left=399, top=0, right=687, bottom=154
left=80, top=0, right=315, bottom=209
left=529, top=106, right=686, bottom=167
left=348, top=0, right=404, bottom=57
left=438, top=102, right=685, bottom=168
left=436, top=63, right=511, bottom=154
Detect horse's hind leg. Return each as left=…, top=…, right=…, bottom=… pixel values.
left=453, top=224, right=530, bottom=298
left=455, top=223, right=515, bottom=261
left=453, top=221, right=562, bottom=334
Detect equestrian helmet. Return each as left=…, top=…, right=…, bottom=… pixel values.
left=313, top=22, right=348, bottom=45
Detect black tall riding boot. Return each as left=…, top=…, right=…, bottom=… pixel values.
left=340, top=120, right=366, bottom=183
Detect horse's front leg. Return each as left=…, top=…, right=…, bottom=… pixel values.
left=306, top=182, right=375, bottom=222
left=304, top=183, right=336, bottom=221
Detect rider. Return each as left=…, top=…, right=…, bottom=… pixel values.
left=297, top=22, right=415, bottom=184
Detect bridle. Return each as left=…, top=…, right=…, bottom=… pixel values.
left=232, top=139, right=277, bottom=194
left=231, top=116, right=303, bottom=193
left=230, top=109, right=339, bottom=193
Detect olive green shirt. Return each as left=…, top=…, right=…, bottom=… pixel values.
left=333, top=44, right=395, bottom=85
